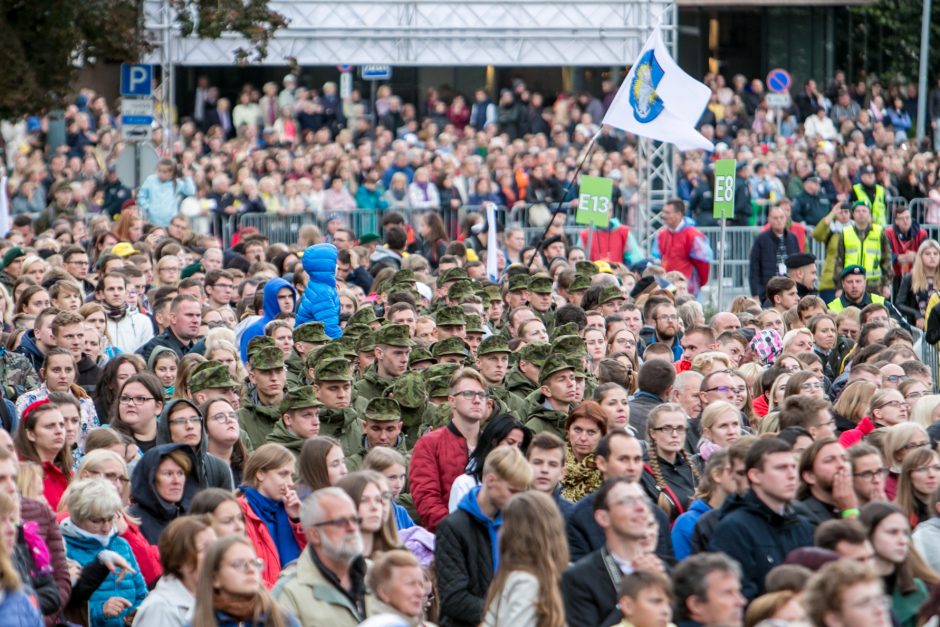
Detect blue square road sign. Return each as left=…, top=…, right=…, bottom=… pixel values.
left=121, top=64, right=154, bottom=97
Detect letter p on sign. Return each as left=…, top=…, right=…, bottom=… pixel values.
left=712, top=159, right=736, bottom=220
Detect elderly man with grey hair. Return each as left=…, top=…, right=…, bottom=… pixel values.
left=275, top=486, right=373, bottom=627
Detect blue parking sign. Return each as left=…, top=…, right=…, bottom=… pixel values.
left=121, top=64, right=153, bottom=97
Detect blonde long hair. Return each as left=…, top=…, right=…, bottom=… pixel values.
left=910, top=239, right=940, bottom=294
left=483, top=492, right=567, bottom=627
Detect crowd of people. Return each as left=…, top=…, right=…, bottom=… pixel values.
left=3, top=64, right=940, bottom=627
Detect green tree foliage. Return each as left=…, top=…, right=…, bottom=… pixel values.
left=0, top=0, right=286, bottom=119
left=847, top=0, right=940, bottom=82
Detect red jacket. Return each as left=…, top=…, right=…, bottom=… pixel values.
left=238, top=496, right=306, bottom=589
left=885, top=225, right=927, bottom=280
left=657, top=225, right=711, bottom=293
left=409, top=422, right=470, bottom=531
left=580, top=225, right=629, bottom=263
left=838, top=415, right=876, bottom=449
left=39, top=461, right=69, bottom=512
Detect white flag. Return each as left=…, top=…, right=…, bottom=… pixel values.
left=603, top=26, right=713, bottom=152
left=0, top=176, right=9, bottom=236
left=485, top=202, right=499, bottom=282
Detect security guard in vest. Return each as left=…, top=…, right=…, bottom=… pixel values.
left=828, top=265, right=886, bottom=313
left=833, top=200, right=894, bottom=298
left=851, top=164, right=888, bottom=225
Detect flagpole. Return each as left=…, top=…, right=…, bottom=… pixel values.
left=717, top=216, right=727, bottom=310
left=525, top=129, right=602, bottom=270
left=586, top=225, right=595, bottom=260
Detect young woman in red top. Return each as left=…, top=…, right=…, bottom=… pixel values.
left=14, top=400, right=71, bottom=511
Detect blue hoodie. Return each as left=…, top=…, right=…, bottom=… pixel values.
left=458, top=485, right=503, bottom=571
left=294, top=243, right=342, bottom=339
left=239, top=278, right=296, bottom=361
left=671, top=498, right=712, bottom=561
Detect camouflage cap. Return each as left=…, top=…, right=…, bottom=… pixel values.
left=333, top=336, right=359, bottom=359
left=348, top=307, right=378, bottom=326
left=306, top=343, right=345, bottom=369
left=538, top=353, right=576, bottom=385
left=551, top=322, right=580, bottom=341
left=314, top=358, right=354, bottom=382
left=279, top=385, right=324, bottom=413
left=356, top=329, right=377, bottom=354
left=598, top=285, right=626, bottom=306
left=409, top=346, right=434, bottom=366
left=575, top=260, right=599, bottom=276
left=422, top=362, right=461, bottom=382
left=447, top=280, right=476, bottom=303
left=375, top=323, right=413, bottom=348
left=432, top=336, right=470, bottom=358
left=246, top=335, right=277, bottom=362
left=365, top=398, right=402, bottom=421
left=435, top=306, right=466, bottom=328
left=518, top=342, right=552, bottom=368
left=483, top=284, right=503, bottom=303
left=552, top=334, right=588, bottom=358
left=293, top=321, right=330, bottom=344
left=528, top=274, right=554, bottom=294
left=570, top=273, right=593, bottom=292
left=249, top=345, right=286, bottom=371
left=387, top=284, right=421, bottom=302
left=465, top=314, right=484, bottom=334
left=564, top=354, right=588, bottom=378
left=427, top=375, right=452, bottom=398
left=507, top=273, right=531, bottom=292
left=477, top=335, right=511, bottom=356
left=438, top=267, right=469, bottom=284
left=391, top=269, right=417, bottom=285
left=190, top=361, right=240, bottom=393
left=343, top=323, right=372, bottom=341
left=388, top=372, right=427, bottom=409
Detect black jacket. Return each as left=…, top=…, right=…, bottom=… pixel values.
left=708, top=489, right=814, bottom=600
left=791, top=495, right=840, bottom=528
left=434, top=506, right=495, bottom=627
left=136, top=328, right=195, bottom=363
left=895, top=273, right=927, bottom=325
left=566, top=491, right=674, bottom=565
left=15, top=330, right=45, bottom=373
left=127, top=444, right=201, bottom=544
left=749, top=229, right=800, bottom=299
left=792, top=191, right=831, bottom=227
left=640, top=455, right=698, bottom=522
left=75, top=353, right=101, bottom=396
left=343, top=267, right=373, bottom=294
left=562, top=548, right=622, bottom=627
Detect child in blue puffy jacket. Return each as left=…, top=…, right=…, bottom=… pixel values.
left=294, top=243, right=342, bottom=338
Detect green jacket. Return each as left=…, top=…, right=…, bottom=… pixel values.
left=523, top=390, right=569, bottom=439
left=353, top=364, right=393, bottom=402
left=319, top=406, right=364, bottom=457
left=534, top=307, right=556, bottom=334
left=892, top=578, right=928, bottom=627
left=237, top=390, right=283, bottom=451
left=285, top=350, right=307, bottom=389
left=812, top=217, right=842, bottom=291
left=345, top=436, right=410, bottom=473
left=505, top=367, right=537, bottom=399
left=489, top=384, right=527, bottom=421
left=265, top=419, right=307, bottom=460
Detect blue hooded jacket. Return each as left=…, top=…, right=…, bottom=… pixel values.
left=671, top=498, right=712, bottom=561
left=295, top=243, right=342, bottom=339
left=239, top=278, right=297, bottom=361
left=458, top=485, right=503, bottom=572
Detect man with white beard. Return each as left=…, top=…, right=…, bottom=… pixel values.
left=276, top=488, right=373, bottom=626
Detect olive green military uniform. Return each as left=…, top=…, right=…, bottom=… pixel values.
left=345, top=398, right=411, bottom=472
left=238, top=346, right=288, bottom=451
left=523, top=354, right=575, bottom=439
left=265, top=386, right=325, bottom=460
left=352, top=324, right=412, bottom=402
left=313, top=358, right=364, bottom=456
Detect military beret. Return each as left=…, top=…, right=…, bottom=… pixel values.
left=528, top=275, right=554, bottom=295
left=249, top=345, right=286, bottom=371
left=314, top=358, right=353, bottom=382
left=365, top=398, right=402, bottom=421
left=630, top=276, right=656, bottom=300
left=359, top=233, right=381, bottom=245
left=293, top=321, right=330, bottom=344
left=478, top=335, right=511, bottom=356
left=180, top=262, right=204, bottom=279
left=538, top=353, right=576, bottom=385
left=279, top=386, right=324, bottom=413
left=375, top=323, right=413, bottom=348
left=189, top=361, right=240, bottom=392
left=840, top=265, right=866, bottom=280
left=518, top=342, right=552, bottom=368
left=432, top=336, right=470, bottom=358
left=388, top=372, right=427, bottom=409
left=785, top=253, right=817, bottom=270
left=435, top=306, right=466, bottom=328
left=0, top=247, right=25, bottom=270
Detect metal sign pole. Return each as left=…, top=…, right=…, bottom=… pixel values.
left=586, top=226, right=595, bottom=260
left=717, top=217, right=727, bottom=310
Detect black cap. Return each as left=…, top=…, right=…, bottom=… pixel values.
left=785, top=253, right=816, bottom=270
left=630, top=276, right=656, bottom=299
left=804, top=175, right=821, bottom=185
left=861, top=164, right=876, bottom=175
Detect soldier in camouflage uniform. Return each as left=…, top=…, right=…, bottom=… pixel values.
left=385, top=372, right=433, bottom=449
left=286, top=322, right=330, bottom=389
left=552, top=334, right=597, bottom=398
left=312, top=358, right=363, bottom=456
left=0, top=347, right=40, bottom=401
left=527, top=274, right=557, bottom=333
left=434, top=306, right=466, bottom=340
left=347, top=306, right=381, bottom=330
left=564, top=273, right=592, bottom=308
left=475, top=335, right=526, bottom=421
left=505, top=341, right=551, bottom=400
left=523, top=353, right=579, bottom=439
left=431, top=336, right=471, bottom=366
left=190, top=361, right=244, bottom=411
left=238, top=345, right=288, bottom=450
left=482, top=283, right=504, bottom=331
left=266, top=385, right=324, bottom=460
left=408, top=346, right=434, bottom=371
left=597, top=284, right=627, bottom=316
left=353, top=323, right=412, bottom=402
left=345, top=398, right=410, bottom=472
left=464, top=314, right=485, bottom=357
left=355, top=330, right=377, bottom=373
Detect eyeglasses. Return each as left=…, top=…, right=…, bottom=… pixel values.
left=912, top=464, right=940, bottom=474
left=226, top=558, right=265, bottom=572
left=853, top=467, right=889, bottom=481
left=169, top=416, right=203, bottom=427
left=607, top=495, right=650, bottom=509
left=906, top=391, right=927, bottom=400
left=884, top=375, right=904, bottom=383
left=453, top=390, right=488, bottom=400
left=650, top=425, right=687, bottom=435
left=704, top=386, right=735, bottom=394
left=211, top=412, right=239, bottom=424
left=119, top=395, right=154, bottom=405
left=900, top=441, right=930, bottom=452
left=854, top=595, right=891, bottom=611
left=313, top=516, right=362, bottom=529
left=800, top=382, right=823, bottom=391
left=878, top=400, right=907, bottom=409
